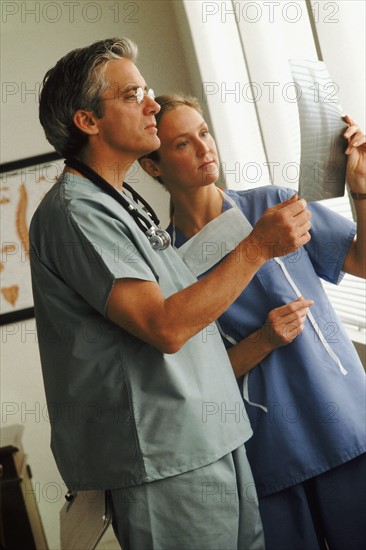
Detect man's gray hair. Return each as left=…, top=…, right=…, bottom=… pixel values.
left=39, top=37, right=138, bottom=157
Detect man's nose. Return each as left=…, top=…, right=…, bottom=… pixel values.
left=143, top=95, right=161, bottom=115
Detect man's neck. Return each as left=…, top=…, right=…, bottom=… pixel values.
left=73, top=147, right=137, bottom=191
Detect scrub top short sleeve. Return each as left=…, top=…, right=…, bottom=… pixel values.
left=305, top=201, right=356, bottom=284
left=32, top=173, right=158, bottom=317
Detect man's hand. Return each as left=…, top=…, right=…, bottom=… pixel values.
left=248, top=195, right=311, bottom=261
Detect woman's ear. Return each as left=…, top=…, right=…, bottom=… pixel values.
left=139, top=157, right=161, bottom=178
left=73, top=109, right=99, bottom=135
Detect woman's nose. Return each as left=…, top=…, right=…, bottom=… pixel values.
left=197, top=139, right=210, bottom=155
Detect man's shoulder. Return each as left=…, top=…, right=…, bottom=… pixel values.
left=32, top=172, right=111, bottom=225
left=30, top=173, right=91, bottom=238
left=31, top=177, right=63, bottom=225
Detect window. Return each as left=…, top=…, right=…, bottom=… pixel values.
left=179, top=0, right=365, bottom=342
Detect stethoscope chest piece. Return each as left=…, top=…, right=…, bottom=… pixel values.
left=146, top=227, right=171, bottom=250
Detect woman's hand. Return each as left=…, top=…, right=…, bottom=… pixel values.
left=259, top=297, right=314, bottom=349
left=341, top=115, right=366, bottom=279
left=343, top=115, right=366, bottom=193
left=227, top=297, right=313, bottom=378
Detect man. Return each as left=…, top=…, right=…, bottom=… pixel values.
left=30, top=37, right=311, bottom=549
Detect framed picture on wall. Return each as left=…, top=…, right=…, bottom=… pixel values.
left=0, top=153, right=63, bottom=325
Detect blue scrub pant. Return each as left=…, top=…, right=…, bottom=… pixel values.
left=109, top=445, right=264, bottom=550
left=259, top=453, right=366, bottom=550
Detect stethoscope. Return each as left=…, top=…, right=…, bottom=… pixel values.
left=64, top=158, right=171, bottom=251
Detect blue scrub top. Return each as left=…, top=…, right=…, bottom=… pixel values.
left=29, top=173, right=252, bottom=491
left=168, top=185, right=366, bottom=497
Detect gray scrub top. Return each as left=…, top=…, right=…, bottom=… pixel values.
left=29, top=173, right=251, bottom=490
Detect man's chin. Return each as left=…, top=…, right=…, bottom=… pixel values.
left=135, top=136, right=160, bottom=162
left=144, top=135, right=160, bottom=154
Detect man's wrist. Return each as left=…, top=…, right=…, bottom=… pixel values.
left=238, top=236, right=269, bottom=267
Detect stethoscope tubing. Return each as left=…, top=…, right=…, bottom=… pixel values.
left=64, top=158, right=171, bottom=250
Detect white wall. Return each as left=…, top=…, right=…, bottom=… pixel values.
left=0, top=2, right=195, bottom=548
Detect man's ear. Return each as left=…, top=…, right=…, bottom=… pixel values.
left=73, top=109, right=99, bottom=135
left=139, top=157, right=161, bottom=178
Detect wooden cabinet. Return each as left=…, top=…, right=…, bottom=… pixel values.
left=0, top=427, right=48, bottom=550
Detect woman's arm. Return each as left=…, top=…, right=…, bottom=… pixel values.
left=228, top=297, right=313, bottom=378
left=342, top=116, right=366, bottom=279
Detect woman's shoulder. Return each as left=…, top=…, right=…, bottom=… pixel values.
left=226, top=185, right=295, bottom=207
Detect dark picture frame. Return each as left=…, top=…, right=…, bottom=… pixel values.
left=0, top=152, right=62, bottom=325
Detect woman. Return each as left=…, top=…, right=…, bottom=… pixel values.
left=140, top=94, right=366, bottom=549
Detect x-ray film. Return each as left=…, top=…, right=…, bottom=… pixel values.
left=289, top=59, right=348, bottom=202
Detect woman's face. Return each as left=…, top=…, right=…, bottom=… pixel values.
left=154, top=105, right=220, bottom=191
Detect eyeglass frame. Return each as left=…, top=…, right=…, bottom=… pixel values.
left=99, top=86, right=155, bottom=105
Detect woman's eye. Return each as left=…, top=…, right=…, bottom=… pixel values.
left=177, top=141, right=188, bottom=149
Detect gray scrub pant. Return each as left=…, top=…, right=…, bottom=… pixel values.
left=109, top=444, right=264, bottom=550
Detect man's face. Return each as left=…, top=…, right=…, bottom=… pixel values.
left=95, top=58, right=161, bottom=163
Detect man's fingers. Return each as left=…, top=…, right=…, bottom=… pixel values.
left=252, top=195, right=312, bottom=260
left=293, top=213, right=312, bottom=238
left=284, top=193, right=299, bottom=204
left=297, top=219, right=312, bottom=239
left=274, top=197, right=311, bottom=235
left=281, top=196, right=308, bottom=217
left=269, top=194, right=299, bottom=210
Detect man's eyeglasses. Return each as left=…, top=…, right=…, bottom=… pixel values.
left=133, top=87, right=155, bottom=104
left=101, top=87, right=155, bottom=105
